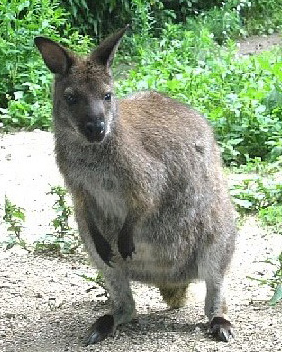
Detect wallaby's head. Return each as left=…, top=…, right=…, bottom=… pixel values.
left=34, top=26, right=128, bottom=143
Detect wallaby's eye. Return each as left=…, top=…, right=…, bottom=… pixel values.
left=104, top=92, right=111, bottom=101
left=65, top=93, right=77, bottom=105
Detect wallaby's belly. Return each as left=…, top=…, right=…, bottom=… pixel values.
left=126, top=225, right=198, bottom=285
left=127, top=241, right=197, bottom=284
left=84, top=180, right=199, bottom=284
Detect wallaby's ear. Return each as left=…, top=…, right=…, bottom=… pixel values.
left=34, top=37, right=74, bottom=75
left=91, top=25, right=129, bottom=69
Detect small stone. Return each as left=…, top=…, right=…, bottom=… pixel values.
left=5, top=313, right=16, bottom=319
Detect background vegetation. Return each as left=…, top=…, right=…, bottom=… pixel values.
left=1, top=0, right=282, bottom=164
left=0, top=0, right=282, bottom=302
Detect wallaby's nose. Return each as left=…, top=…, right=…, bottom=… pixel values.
left=85, top=120, right=105, bottom=142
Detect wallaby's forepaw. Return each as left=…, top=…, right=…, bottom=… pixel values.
left=83, top=314, right=114, bottom=345
left=89, top=226, right=114, bottom=267
left=210, top=316, right=234, bottom=342
left=118, top=231, right=135, bottom=260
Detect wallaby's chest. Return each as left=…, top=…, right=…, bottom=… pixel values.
left=60, top=148, right=128, bottom=223
left=91, top=180, right=127, bottom=222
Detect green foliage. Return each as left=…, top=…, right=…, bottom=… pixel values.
left=230, top=158, right=282, bottom=213
left=230, top=176, right=282, bottom=213
left=259, top=205, right=282, bottom=233
left=60, top=0, right=282, bottom=42
left=60, top=0, right=222, bottom=38
left=248, top=254, right=282, bottom=306
left=1, top=0, right=282, bottom=159
left=2, top=197, right=28, bottom=251
left=0, top=0, right=92, bottom=131
left=35, top=186, right=80, bottom=254
left=61, top=0, right=131, bottom=37
left=49, top=186, right=73, bottom=235
left=192, top=0, right=282, bottom=43
left=116, top=24, right=282, bottom=165
left=76, top=272, right=108, bottom=296
left=242, top=0, right=282, bottom=35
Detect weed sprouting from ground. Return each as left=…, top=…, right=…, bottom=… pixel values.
left=229, top=159, right=282, bottom=304
left=2, top=196, right=29, bottom=251
left=34, top=186, right=81, bottom=255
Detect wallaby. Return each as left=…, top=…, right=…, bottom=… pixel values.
left=34, top=26, right=236, bottom=345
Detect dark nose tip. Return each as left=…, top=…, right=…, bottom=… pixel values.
left=85, top=120, right=105, bottom=142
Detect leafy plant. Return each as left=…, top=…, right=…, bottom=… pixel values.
left=242, top=0, right=282, bottom=35
left=258, top=205, right=282, bottom=234
left=248, top=255, right=282, bottom=306
left=116, top=24, right=282, bottom=165
left=0, top=0, right=93, bottom=131
left=76, top=272, right=108, bottom=297
left=35, top=186, right=80, bottom=254
left=230, top=176, right=282, bottom=213
left=2, top=196, right=28, bottom=251
left=49, top=186, right=73, bottom=236
left=229, top=156, right=282, bottom=213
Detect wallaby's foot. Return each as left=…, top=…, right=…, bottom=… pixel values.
left=210, top=316, right=234, bottom=342
left=83, top=314, right=114, bottom=345
left=158, top=285, right=187, bottom=309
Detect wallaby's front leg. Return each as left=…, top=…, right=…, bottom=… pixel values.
left=84, top=265, right=136, bottom=345
left=84, top=196, right=114, bottom=266
left=73, top=190, right=136, bottom=344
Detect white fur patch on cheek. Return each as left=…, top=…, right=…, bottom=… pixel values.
left=105, top=111, right=114, bottom=136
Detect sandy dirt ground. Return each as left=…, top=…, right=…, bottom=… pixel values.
left=0, top=34, right=282, bottom=352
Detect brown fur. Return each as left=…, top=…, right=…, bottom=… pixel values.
left=34, top=27, right=236, bottom=344
left=158, top=284, right=188, bottom=309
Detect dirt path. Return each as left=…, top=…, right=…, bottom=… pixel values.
left=1, top=34, right=282, bottom=352
left=237, top=32, right=281, bottom=55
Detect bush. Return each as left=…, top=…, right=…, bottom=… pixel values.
left=242, top=0, right=282, bottom=35
left=116, top=23, right=282, bottom=165
left=259, top=205, right=282, bottom=232
left=60, top=0, right=282, bottom=42
left=1, top=1, right=282, bottom=164
left=0, top=0, right=92, bottom=130
left=60, top=0, right=224, bottom=38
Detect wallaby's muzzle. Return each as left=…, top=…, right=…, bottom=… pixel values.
left=84, top=118, right=106, bottom=143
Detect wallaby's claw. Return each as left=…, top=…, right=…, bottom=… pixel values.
left=83, top=314, right=114, bottom=345
left=210, top=316, right=234, bottom=342
left=119, top=242, right=136, bottom=260
left=118, top=231, right=135, bottom=260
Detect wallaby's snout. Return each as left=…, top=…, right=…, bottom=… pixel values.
left=84, top=118, right=105, bottom=143
left=82, top=100, right=106, bottom=143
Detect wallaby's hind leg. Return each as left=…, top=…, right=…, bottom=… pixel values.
left=204, top=276, right=233, bottom=342
left=158, top=284, right=188, bottom=309
left=83, top=265, right=136, bottom=345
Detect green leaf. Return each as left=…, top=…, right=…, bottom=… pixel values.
left=232, top=198, right=253, bottom=209
left=18, top=1, right=30, bottom=12
left=269, top=284, right=282, bottom=306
